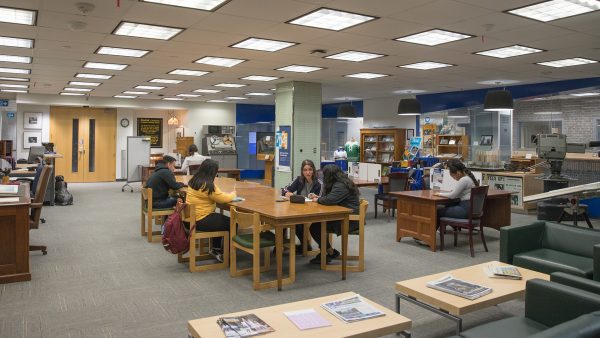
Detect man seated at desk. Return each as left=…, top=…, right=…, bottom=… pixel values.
left=179, top=144, right=209, bottom=174
left=145, top=155, right=185, bottom=209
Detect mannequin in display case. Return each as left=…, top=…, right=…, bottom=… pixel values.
left=344, top=137, right=360, bottom=163
left=334, top=146, right=348, bottom=171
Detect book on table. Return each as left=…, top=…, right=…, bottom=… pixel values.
left=217, top=314, right=274, bottom=337
left=427, top=275, right=492, bottom=300
left=484, top=264, right=522, bottom=280
left=284, top=308, right=331, bottom=330
left=0, top=184, right=19, bottom=195
left=321, top=294, right=385, bottom=322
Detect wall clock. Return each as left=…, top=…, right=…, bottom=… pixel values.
left=120, top=118, right=130, bottom=128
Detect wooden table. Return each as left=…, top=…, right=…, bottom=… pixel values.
left=0, top=184, right=31, bottom=284
left=395, top=261, right=549, bottom=334
left=352, top=177, right=388, bottom=188
left=390, top=190, right=512, bottom=252
left=176, top=176, right=353, bottom=290
left=188, top=292, right=412, bottom=337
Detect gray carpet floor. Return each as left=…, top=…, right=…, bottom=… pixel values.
left=1, top=182, right=598, bottom=338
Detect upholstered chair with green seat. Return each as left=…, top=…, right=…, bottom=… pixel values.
left=500, top=221, right=600, bottom=281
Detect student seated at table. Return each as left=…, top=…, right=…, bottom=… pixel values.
left=434, top=159, right=480, bottom=219
left=180, top=144, right=209, bottom=174
left=186, top=159, right=236, bottom=262
left=145, top=155, right=185, bottom=209
left=308, top=164, right=360, bottom=264
left=282, top=159, right=322, bottom=252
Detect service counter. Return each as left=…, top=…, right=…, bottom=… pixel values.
left=481, top=171, right=543, bottom=213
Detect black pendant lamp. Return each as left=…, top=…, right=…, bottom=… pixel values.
left=337, top=103, right=357, bottom=119
left=398, top=98, right=421, bottom=115
left=484, top=89, right=513, bottom=111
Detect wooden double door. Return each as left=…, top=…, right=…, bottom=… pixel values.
left=50, top=107, right=116, bottom=182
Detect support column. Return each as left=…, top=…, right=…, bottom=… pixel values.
left=274, top=81, right=322, bottom=190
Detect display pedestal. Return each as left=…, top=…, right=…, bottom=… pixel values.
left=259, top=154, right=274, bottom=187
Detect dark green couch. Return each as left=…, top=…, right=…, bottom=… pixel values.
left=447, top=278, right=600, bottom=338
left=500, top=221, right=600, bottom=281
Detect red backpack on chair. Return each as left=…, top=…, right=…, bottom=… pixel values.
left=162, top=201, right=194, bottom=254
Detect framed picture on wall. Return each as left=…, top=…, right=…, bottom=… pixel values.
left=479, top=135, right=493, bottom=146
left=24, top=112, right=42, bottom=129
left=23, top=131, right=42, bottom=149
left=406, top=129, right=414, bottom=140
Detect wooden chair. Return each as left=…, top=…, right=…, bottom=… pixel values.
left=439, top=185, right=489, bottom=257
left=374, top=172, right=409, bottom=221
left=322, top=199, right=369, bottom=272
left=29, top=165, right=51, bottom=255
left=230, top=206, right=289, bottom=290
left=177, top=204, right=229, bottom=272
left=140, top=187, right=174, bottom=243
left=188, top=164, right=201, bottom=175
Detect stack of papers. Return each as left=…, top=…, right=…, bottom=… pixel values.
left=321, top=295, right=385, bottom=322
left=0, top=185, right=19, bottom=196
left=427, top=275, right=492, bottom=300
left=284, top=309, right=331, bottom=330
left=485, top=264, right=522, bottom=280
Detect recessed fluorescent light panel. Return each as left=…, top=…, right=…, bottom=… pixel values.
left=63, top=87, right=92, bottom=92
left=536, top=57, right=598, bottom=67
left=75, top=73, right=112, bottom=79
left=399, top=62, right=454, bottom=70
left=96, top=46, right=150, bottom=58
left=163, top=97, right=183, bottom=101
left=570, top=92, right=600, bottom=97
left=60, top=92, right=85, bottom=96
left=194, top=89, right=221, bottom=93
left=508, top=0, right=600, bottom=22
left=123, top=91, right=149, bottom=95
left=149, top=78, right=183, bottom=84
left=276, top=65, right=324, bottom=73
left=0, top=54, right=31, bottom=63
left=0, top=83, right=28, bottom=88
left=113, top=22, right=183, bottom=40
left=288, top=7, right=376, bottom=31
left=176, top=94, right=201, bottom=97
left=395, top=29, right=473, bottom=46
left=214, top=83, right=246, bottom=88
left=195, top=56, right=246, bottom=67
left=1, top=89, right=27, bottom=93
left=231, top=38, right=296, bottom=52
left=333, top=96, right=362, bottom=101
left=325, top=51, right=384, bottom=62
left=0, top=76, right=28, bottom=82
left=477, top=79, right=521, bottom=85
left=69, top=81, right=101, bottom=86
left=140, top=0, right=230, bottom=11
left=392, top=89, right=426, bottom=94
left=224, top=97, right=247, bottom=100
left=476, top=45, right=543, bottom=58
left=84, top=62, right=128, bottom=70
left=245, top=92, right=272, bottom=96
left=533, top=111, right=563, bottom=115
left=114, top=95, right=136, bottom=98
left=0, top=67, right=30, bottom=74
left=0, top=36, right=34, bottom=48
left=168, top=69, right=210, bottom=77
left=241, top=75, right=279, bottom=82
left=344, top=72, right=389, bottom=79
left=0, top=6, right=36, bottom=25
left=135, top=85, right=164, bottom=90
left=207, top=100, right=227, bottom=103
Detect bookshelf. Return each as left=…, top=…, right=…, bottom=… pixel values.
left=360, top=128, right=406, bottom=164
left=436, top=135, right=469, bottom=159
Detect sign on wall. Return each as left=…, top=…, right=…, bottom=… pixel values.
left=275, top=125, right=291, bottom=172
left=137, top=118, right=163, bottom=148
left=0, top=100, right=8, bottom=107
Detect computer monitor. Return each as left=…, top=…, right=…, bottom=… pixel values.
left=27, top=146, right=45, bottom=164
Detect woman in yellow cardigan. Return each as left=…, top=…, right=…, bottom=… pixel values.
left=186, top=159, right=236, bottom=262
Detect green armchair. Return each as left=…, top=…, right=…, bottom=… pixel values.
left=500, top=221, right=600, bottom=281
left=447, top=278, right=600, bottom=338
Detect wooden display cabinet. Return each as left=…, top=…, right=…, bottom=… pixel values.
left=360, top=128, right=406, bottom=165
left=436, top=135, right=469, bottom=159
left=0, top=140, right=12, bottom=158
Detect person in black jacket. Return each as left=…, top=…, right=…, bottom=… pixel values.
left=308, top=164, right=359, bottom=264
left=281, top=159, right=322, bottom=252
left=145, top=155, right=184, bottom=209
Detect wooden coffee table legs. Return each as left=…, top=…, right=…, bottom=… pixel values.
left=396, top=293, right=462, bottom=335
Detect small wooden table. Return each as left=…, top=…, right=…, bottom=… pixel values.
left=0, top=184, right=31, bottom=284
left=352, top=177, right=388, bottom=188
left=390, top=190, right=512, bottom=252
left=188, top=292, right=412, bottom=338
left=395, top=261, right=548, bottom=334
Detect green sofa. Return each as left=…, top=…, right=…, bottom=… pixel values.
left=447, top=278, right=600, bottom=338
left=500, top=221, right=600, bottom=281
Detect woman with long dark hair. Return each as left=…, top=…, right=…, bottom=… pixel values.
left=186, top=159, right=236, bottom=262
left=308, top=164, right=360, bottom=264
left=435, top=159, right=480, bottom=219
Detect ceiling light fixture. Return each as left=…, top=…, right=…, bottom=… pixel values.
left=0, top=76, right=29, bottom=82
left=193, top=89, right=221, bottom=93
left=288, top=7, right=376, bottom=31
left=207, top=99, right=227, bottom=103
left=533, top=111, right=563, bottom=115
left=325, top=50, right=384, bottom=62
left=337, top=101, right=357, bottom=119
left=135, top=85, right=164, bottom=90
left=114, top=95, right=136, bottom=98
left=0, top=89, right=27, bottom=93
left=96, top=46, right=150, bottom=58
left=164, top=97, right=184, bottom=101
left=245, top=92, right=272, bottom=96
left=395, top=29, right=473, bottom=46
left=140, top=0, right=230, bottom=11
left=508, top=0, right=600, bottom=22
left=0, top=54, right=31, bottom=63
left=484, top=89, right=514, bottom=111
left=399, top=62, right=453, bottom=70
left=69, top=81, right=101, bottom=86
left=476, top=45, right=543, bottom=58
left=214, top=83, right=246, bottom=88
left=75, top=73, right=112, bottom=79
left=195, top=56, right=246, bottom=67
left=0, top=67, right=30, bottom=74
left=168, top=69, right=209, bottom=76
left=84, top=62, right=128, bottom=70
left=0, top=83, right=28, bottom=88
left=570, top=92, right=600, bottom=97
left=123, top=91, right=149, bottom=95
left=398, top=98, right=422, bottom=115
left=113, top=21, right=183, bottom=40
left=0, top=6, right=36, bottom=25
left=344, top=72, right=389, bottom=79
left=231, top=37, right=296, bottom=52
left=176, top=93, right=201, bottom=97
left=224, top=96, right=247, bottom=100
left=0, top=36, right=34, bottom=48
left=60, top=92, right=85, bottom=96
left=536, top=57, right=598, bottom=67
left=149, top=78, right=183, bottom=84
left=276, top=65, right=324, bottom=73
left=241, top=75, right=280, bottom=81
left=63, top=87, right=92, bottom=92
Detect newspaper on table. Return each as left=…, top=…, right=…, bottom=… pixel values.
left=321, top=294, right=385, bottom=322
left=426, top=275, right=492, bottom=300
left=484, top=263, right=522, bottom=280
left=217, top=314, right=274, bottom=337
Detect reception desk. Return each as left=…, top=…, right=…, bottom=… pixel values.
left=0, top=185, right=31, bottom=283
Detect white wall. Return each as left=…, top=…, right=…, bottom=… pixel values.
left=363, top=97, right=417, bottom=130
left=16, top=104, right=50, bottom=160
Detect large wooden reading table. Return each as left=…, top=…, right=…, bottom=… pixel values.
left=0, top=184, right=31, bottom=284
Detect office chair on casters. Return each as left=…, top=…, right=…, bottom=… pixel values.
left=29, top=165, right=52, bottom=255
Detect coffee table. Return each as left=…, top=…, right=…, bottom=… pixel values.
left=394, top=261, right=549, bottom=334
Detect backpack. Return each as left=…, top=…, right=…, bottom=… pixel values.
left=162, top=202, right=194, bottom=254
left=54, top=175, right=73, bottom=206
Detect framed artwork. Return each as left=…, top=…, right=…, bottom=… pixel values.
left=176, top=126, right=185, bottom=138
left=24, top=112, right=42, bottom=129
left=479, top=135, right=493, bottom=146
left=23, top=131, right=42, bottom=149
left=406, top=129, right=414, bottom=140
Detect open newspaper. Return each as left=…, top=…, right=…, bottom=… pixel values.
left=484, top=264, right=522, bottom=280
left=217, top=314, right=274, bottom=337
left=427, top=275, right=492, bottom=300
left=321, top=294, right=385, bottom=322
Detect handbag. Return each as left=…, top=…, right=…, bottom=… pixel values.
left=289, top=195, right=305, bottom=204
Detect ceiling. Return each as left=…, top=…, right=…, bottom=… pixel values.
left=0, top=0, right=599, bottom=104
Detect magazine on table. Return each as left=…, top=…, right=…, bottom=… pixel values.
left=484, top=264, right=522, bottom=280
left=284, top=308, right=331, bottom=330
left=427, top=275, right=492, bottom=300
left=321, top=294, right=385, bottom=322
left=217, top=314, right=274, bottom=337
